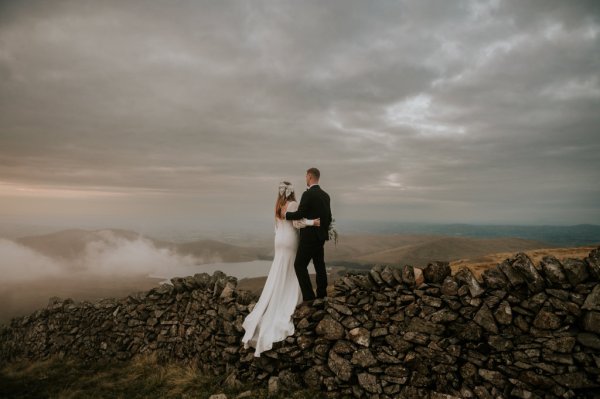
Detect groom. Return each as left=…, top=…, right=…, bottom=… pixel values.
left=285, top=167, right=332, bottom=302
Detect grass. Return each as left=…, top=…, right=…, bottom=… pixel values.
left=0, top=354, right=325, bottom=399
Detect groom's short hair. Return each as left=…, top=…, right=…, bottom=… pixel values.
left=307, top=167, right=320, bottom=180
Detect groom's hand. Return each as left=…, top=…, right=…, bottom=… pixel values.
left=314, top=218, right=320, bottom=227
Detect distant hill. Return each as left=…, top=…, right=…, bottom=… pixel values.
left=14, top=228, right=270, bottom=267
left=337, top=222, right=600, bottom=247
left=327, top=234, right=550, bottom=267
left=14, top=229, right=554, bottom=269
left=175, top=239, right=269, bottom=263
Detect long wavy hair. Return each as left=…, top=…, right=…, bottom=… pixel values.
left=275, top=181, right=296, bottom=219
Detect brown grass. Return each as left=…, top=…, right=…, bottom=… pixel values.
left=0, top=353, right=324, bottom=399
left=450, top=245, right=596, bottom=276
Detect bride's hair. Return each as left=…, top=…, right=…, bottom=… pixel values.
left=275, top=181, right=296, bottom=219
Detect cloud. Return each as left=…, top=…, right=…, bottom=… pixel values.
left=0, top=0, right=599, bottom=227
left=0, top=239, right=63, bottom=282
left=0, top=232, right=198, bottom=282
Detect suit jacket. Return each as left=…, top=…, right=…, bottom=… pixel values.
left=286, top=185, right=332, bottom=243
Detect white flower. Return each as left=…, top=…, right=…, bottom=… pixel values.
left=328, top=217, right=339, bottom=245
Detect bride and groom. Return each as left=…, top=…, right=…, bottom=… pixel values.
left=241, top=167, right=332, bottom=357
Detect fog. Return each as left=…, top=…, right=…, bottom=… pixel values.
left=0, top=239, right=63, bottom=282
left=0, top=232, right=198, bottom=283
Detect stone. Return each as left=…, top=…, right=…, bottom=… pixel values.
left=431, top=393, right=461, bottom=399
left=562, top=258, right=589, bottom=286
left=499, top=258, right=526, bottom=286
left=327, top=351, right=353, bottom=381
left=441, top=276, right=459, bottom=296
left=330, top=340, right=354, bottom=356
left=380, top=266, right=397, bottom=286
left=224, top=373, right=243, bottom=389
left=371, top=327, right=388, bottom=337
left=401, top=264, right=416, bottom=286
left=455, top=268, right=485, bottom=298
left=423, top=261, right=452, bottom=284
left=328, top=301, right=352, bottom=316
left=552, top=372, right=597, bottom=389
left=303, top=366, right=324, bottom=389
left=385, top=335, right=413, bottom=352
left=540, top=256, right=568, bottom=286
left=478, top=369, right=506, bottom=388
left=544, top=336, right=576, bottom=353
left=493, top=300, right=512, bottom=325
left=582, top=311, right=600, bottom=334
left=576, top=332, right=600, bottom=350
left=473, top=386, right=493, bottom=399
left=584, top=247, right=600, bottom=280
left=414, top=267, right=425, bottom=286
left=422, top=295, right=443, bottom=308
left=481, top=267, right=508, bottom=289
left=473, top=304, right=498, bottom=334
left=430, top=309, right=459, bottom=323
left=488, top=335, right=513, bottom=351
left=407, top=317, right=445, bottom=335
left=511, top=252, right=545, bottom=293
left=267, top=376, right=279, bottom=396
left=582, top=284, right=600, bottom=311
left=315, top=318, right=345, bottom=340
left=348, top=327, right=370, bottom=347
left=351, top=348, right=377, bottom=367
left=358, top=373, right=381, bottom=394
left=519, top=370, right=554, bottom=388
left=403, top=331, right=429, bottom=345
left=533, top=309, right=561, bottom=330
left=369, top=267, right=385, bottom=286
left=277, top=370, right=302, bottom=390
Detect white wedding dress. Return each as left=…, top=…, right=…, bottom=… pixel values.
left=241, top=200, right=307, bottom=357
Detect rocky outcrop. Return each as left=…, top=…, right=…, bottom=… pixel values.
left=2, top=249, right=600, bottom=398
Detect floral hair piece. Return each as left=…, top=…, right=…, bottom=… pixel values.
left=278, top=181, right=294, bottom=198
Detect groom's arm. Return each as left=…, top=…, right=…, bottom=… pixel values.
left=285, top=192, right=311, bottom=220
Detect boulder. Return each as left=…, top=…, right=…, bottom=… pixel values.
left=540, top=256, right=568, bottom=286
left=511, top=253, right=545, bottom=293
left=315, top=318, right=345, bottom=340
left=584, top=247, right=600, bottom=280
left=473, top=304, right=498, bottom=334
left=423, top=261, right=452, bottom=284
left=562, top=258, right=590, bottom=286
left=455, top=268, right=485, bottom=298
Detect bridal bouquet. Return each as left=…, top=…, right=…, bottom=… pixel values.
left=328, top=217, right=339, bottom=245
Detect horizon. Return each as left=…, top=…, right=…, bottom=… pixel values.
left=1, top=1, right=600, bottom=231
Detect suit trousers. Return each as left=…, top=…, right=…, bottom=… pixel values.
left=294, top=238, right=327, bottom=301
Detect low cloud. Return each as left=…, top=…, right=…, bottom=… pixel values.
left=0, top=239, right=63, bottom=282
left=0, top=232, right=198, bottom=283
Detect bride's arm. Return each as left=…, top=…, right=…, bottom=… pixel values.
left=287, top=201, right=316, bottom=229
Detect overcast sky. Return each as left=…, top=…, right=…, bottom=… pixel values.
left=1, top=0, right=599, bottom=234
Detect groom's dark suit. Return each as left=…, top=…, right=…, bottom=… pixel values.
left=285, top=184, right=332, bottom=300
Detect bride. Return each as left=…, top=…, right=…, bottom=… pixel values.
left=241, top=181, right=319, bottom=357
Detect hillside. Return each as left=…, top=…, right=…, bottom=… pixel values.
left=327, top=234, right=549, bottom=267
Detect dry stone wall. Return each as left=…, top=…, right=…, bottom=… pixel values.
left=1, top=248, right=600, bottom=398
